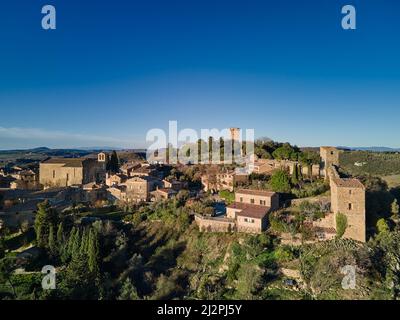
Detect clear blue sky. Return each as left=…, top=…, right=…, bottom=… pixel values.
left=0, top=0, right=399, bottom=149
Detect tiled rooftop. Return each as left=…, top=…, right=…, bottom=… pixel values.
left=227, top=201, right=270, bottom=219
left=235, top=188, right=276, bottom=197
left=41, top=158, right=86, bottom=167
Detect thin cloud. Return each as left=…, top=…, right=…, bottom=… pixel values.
left=0, top=126, right=142, bottom=149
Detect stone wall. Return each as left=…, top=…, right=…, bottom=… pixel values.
left=313, top=212, right=335, bottom=229
left=252, top=159, right=320, bottom=177
left=195, top=214, right=236, bottom=232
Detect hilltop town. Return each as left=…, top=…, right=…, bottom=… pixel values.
left=1, top=130, right=400, bottom=300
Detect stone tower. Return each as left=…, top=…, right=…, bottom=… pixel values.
left=229, top=128, right=242, bottom=158
left=96, top=152, right=109, bottom=181
left=320, top=146, right=340, bottom=180
left=97, top=152, right=108, bottom=168
left=229, top=128, right=241, bottom=142
left=329, top=166, right=366, bottom=242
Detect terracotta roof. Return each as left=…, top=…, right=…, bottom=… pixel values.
left=335, top=178, right=364, bottom=189
left=131, top=166, right=153, bottom=174
left=227, top=202, right=270, bottom=219
left=41, top=158, right=86, bottom=167
left=121, top=163, right=140, bottom=170
left=108, top=173, right=128, bottom=180
left=155, top=188, right=177, bottom=195
left=109, top=185, right=127, bottom=192
left=235, top=189, right=276, bottom=197
left=320, top=146, right=338, bottom=150
left=83, top=182, right=103, bottom=190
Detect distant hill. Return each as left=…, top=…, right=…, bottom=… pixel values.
left=75, top=146, right=124, bottom=151
left=0, top=146, right=147, bottom=167
left=339, top=146, right=400, bottom=153
left=29, top=147, right=52, bottom=152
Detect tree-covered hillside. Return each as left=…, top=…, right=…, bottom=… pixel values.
left=340, top=151, right=400, bottom=177
left=1, top=197, right=399, bottom=300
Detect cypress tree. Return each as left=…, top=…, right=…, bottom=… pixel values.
left=48, top=225, right=57, bottom=258
left=66, top=227, right=76, bottom=257
left=208, top=136, right=213, bottom=163
left=107, top=150, right=119, bottom=173
left=291, top=164, right=299, bottom=185
left=298, top=164, right=303, bottom=181
left=34, top=201, right=58, bottom=248
left=88, top=229, right=100, bottom=275
left=391, top=199, right=399, bottom=220
left=219, top=137, right=225, bottom=162
left=71, top=228, right=81, bottom=260
left=56, top=222, right=64, bottom=248
left=80, top=228, right=89, bottom=255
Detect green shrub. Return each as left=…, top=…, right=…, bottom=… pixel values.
left=218, top=190, right=234, bottom=205
left=270, top=170, right=291, bottom=193
left=292, top=181, right=329, bottom=198
left=336, top=213, right=348, bottom=238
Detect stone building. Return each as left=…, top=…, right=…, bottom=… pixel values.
left=311, top=147, right=366, bottom=242
left=251, top=158, right=320, bottom=178
left=10, top=169, right=40, bottom=190
left=82, top=182, right=108, bottom=203
left=162, top=178, right=188, bottom=191
left=328, top=165, right=366, bottom=242
left=196, top=188, right=279, bottom=234
left=201, top=168, right=248, bottom=192
left=39, top=153, right=107, bottom=188
left=120, top=162, right=141, bottom=176
left=229, top=189, right=279, bottom=211
left=129, top=165, right=158, bottom=178
left=107, top=185, right=127, bottom=202
left=116, top=176, right=162, bottom=203
left=105, top=173, right=128, bottom=187
left=150, top=188, right=177, bottom=201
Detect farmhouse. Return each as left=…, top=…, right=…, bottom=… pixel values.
left=196, top=188, right=279, bottom=234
